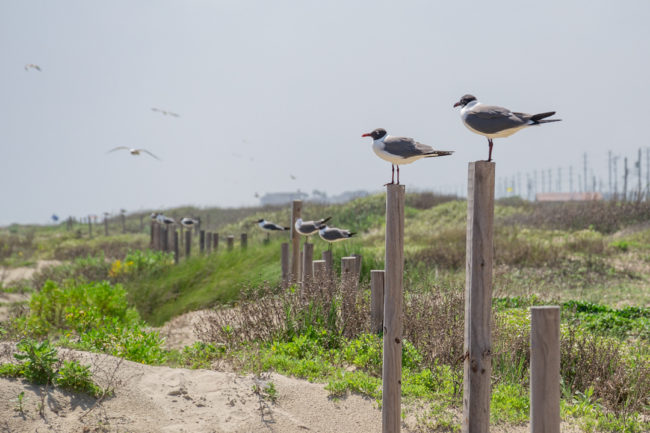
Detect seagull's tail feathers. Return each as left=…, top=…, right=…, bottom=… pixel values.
left=531, top=112, right=561, bottom=124
left=349, top=232, right=357, bottom=237
left=320, top=216, right=332, bottom=225
left=283, top=226, right=290, bottom=230
left=425, top=150, right=454, bottom=158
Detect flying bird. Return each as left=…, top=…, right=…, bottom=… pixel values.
left=257, top=219, right=289, bottom=231
left=318, top=225, right=356, bottom=248
left=453, top=94, right=561, bottom=162
left=24, top=64, right=41, bottom=71
left=290, top=174, right=296, bottom=180
left=295, top=217, right=331, bottom=240
left=151, top=107, right=180, bottom=117
left=362, top=128, right=453, bottom=185
left=108, top=147, right=161, bottom=160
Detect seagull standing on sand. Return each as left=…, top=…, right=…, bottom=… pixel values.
left=453, top=94, right=561, bottom=162
left=362, top=128, right=453, bottom=185
left=108, top=147, right=161, bottom=160
left=295, top=217, right=331, bottom=241
left=318, top=225, right=356, bottom=249
left=257, top=219, right=289, bottom=232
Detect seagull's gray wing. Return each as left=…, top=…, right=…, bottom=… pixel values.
left=137, top=149, right=161, bottom=160
left=383, top=136, right=435, bottom=159
left=107, top=146, right=130, bottom=153
left=464, top=105, right=531, bottom=134
left=169, top=112, right=180, bottom=118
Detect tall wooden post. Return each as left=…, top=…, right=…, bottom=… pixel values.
left=530, top=306, right=560, bottom=433
left=281, top=243, right=290, bottom=288
left=290, top=200, right=302, bottom=282
left=301, top=243, right=314, bottom=292
left=227, top=235, right=234, bottom=250
left=206, top=232, right=212, bottom=253
left=463, top=161, right=495, bottom=433
left=173, top=229, right=179, bottom=264
left=322, top=250, right=333, bottom=276
left=150, top=222, right=155, bottom=248
left=371, top=270, right=385, bottom=334
left=161, top=226, right=168, bottom=251
left=241, top=233, right=248, bottom=249
left=200, top=230, right=205, bottom=253
left=382, top=184, right=405, bottom=433
left=185, top=230, right=191, bottom=258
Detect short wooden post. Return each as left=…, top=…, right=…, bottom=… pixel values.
left=530, top=306, right=561, bottom=433
left=206, top=232, right=212, bottom=253
left=312, top=260, right=327, bottom=288
left=185, top=230, right=191, bottom=258
left=382, top=184, right=405, bottom=433
left=227, top=235, right=234, bottom=250
left=322, top=250, right=333, bottom=276
left=104, top=217, right=109, bottom=236
left=161, top=226, right=168, bottom=251
left=200, top=230, right=205, bottom=253
left=352, top=254, right=363, bottom=281
left=241, top=233, right=248, bottom=249
left=173, top=229, right=179, bottom=264
left=341, top=257, right=360, bottom=291
left=213, top=233, right=219, bottom=251
left=462, top=161, right=495, bottom=433
left=290, top=200, right=302, bottom=283
left=301, top=243, right=314, bottom=292
left=281, top=243, right=290, bottom=288
left=140, top=214, right=144, bottom=232
left=150, top=222, right=155, bottom=249
left=371, top=270, right=385, bottom=334
left=121, top=213, right=126, bottom=233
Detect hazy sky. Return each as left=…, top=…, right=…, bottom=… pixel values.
left=2, top=0, right=649, bottom=225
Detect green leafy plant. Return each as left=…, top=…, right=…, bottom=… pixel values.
left=13, top=339, right=58, bottom=385
left=56, top=360, right=102, bottom=397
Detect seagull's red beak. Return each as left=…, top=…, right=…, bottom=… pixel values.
left=361, top=133, right=371, bottom=137
left=453, top=101, right=462, bottom=108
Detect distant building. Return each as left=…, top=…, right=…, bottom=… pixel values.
left=536, top=192, right=603, bottom=202
left=259, top=191, right=309, bottom=206
left=258, top=189, right=370, bottom=206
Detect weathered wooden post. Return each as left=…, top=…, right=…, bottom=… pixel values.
left=352, top=254, right=363, bottom=281
left=173, top=229, right=179, bottom=264
left=322, top=250, right=333, bottom=276
left=281, top=243, right=290, bottom=288
left=213, top=233, right=219, bottom=251
left=200, top=230, right=205, bottom=253
left=227, top=235, right=234, bottom=250
left=241, top=233, right=248, bottom=249
left=121, top=212, right=126, bottom=233
left=290, top=200, right=302, bottom=283
left=207, top=232, right=213, bottom=253
left=383, top=184, right=405, bottom=433
left=301, top=243, right=314, bottom=293
left=140, top=214, right=144, bottom=232
left=462, top=161, right=495, bottom=433
left=341, top=257, right=360, bottom=291
left=371, top=270, right=385, bottom=334
left=150, top=222, right=155, bottom=249
left=161, top=226, right=169, bottom=251
left=185, top=230, right=191, bottom=258
left=312, top=260, right=327, bottom=289
left=530, top=306, right=561, bottom=433
left=104, top=216, right=109, bottom=236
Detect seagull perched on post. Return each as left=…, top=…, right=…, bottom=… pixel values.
left=318, top=225, right=356, bottom=249
left=362, top=128, right=453, bottom=185
left=257, top=219, right=289, bottom=232
left=453, top=94, right=561, bottom=162
left=180, top=217, right=199, bottom=229
left=155, top=214, right=176, bottom=225
left=107, top=147, right=161, bottom=160
left=295, top=217, right=331, bottom=241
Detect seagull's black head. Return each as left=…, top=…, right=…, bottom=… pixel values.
left=361, top=128, right=387, bottom=140
left=453, top=94, right=477, bottom=108
left=257, top=219, right=264, bottom=223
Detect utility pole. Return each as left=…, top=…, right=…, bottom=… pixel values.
left=557, top=167, right=562, bottom=192
left=637, top=148, right=642, bottom=200
left=623, top=157, right=629, bottom=201
left=608, top=151, right=612, bottom=196
left=569, top=166, right=573, bottom=193
left=583, top=153, right=588, bottom=192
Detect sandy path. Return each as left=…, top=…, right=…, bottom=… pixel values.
left=0, top=260, right=61, bottom=284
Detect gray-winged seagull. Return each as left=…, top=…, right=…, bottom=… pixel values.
left=453, top=94, right=561, bottom=162
left=362, top=128, right=453, bottom=185
left=295, top=217, right=331, bottom=241
left=24, top=64, right=41, bottom=71
left=257, top=219, right=289, bottom=232
left=318, top=225, right=356, bottom=248
left=108, top=146, right=161, bottom=160
left=180, top=217, right=199, bottom=229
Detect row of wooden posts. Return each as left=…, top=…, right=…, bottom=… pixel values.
left=149, top=224, right=247, bottom=263
left=279, top=162, right=560, bottom=433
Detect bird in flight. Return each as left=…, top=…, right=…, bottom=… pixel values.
left=362, top=128, right=453, bottom=185
left=453, top=94, right=561, bottom=162
left=24, top=64, right=41, bottom=71
left=151, top=107, right=180, bottom=117
left=108, top=147, right=161, bottom=160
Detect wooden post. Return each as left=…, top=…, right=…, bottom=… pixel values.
left=173, top=229, right=179, bottom=264
left=530, top=306, right=561, bottom=433
left=322, top=250, right=333, bottom=277
left=301, top=243, right=314, bottom=292
left=88, top=217, right=92, bottom=238
left=150, top=222, right=155, bottom=249
left=200, top=230, right=205, bottom=253
left=213, top=233, right=219, bottom=251
left=227, top=235, right=234, bottom=250
left=462, top=161, right=495, bottom=433
left=281, top=243, right=290, bottom=288
left=382, top=184, right=405, bottom=433
left=104, top=217, right=109, bottom=236
left=185, top=230, right=191, bottom=258
left=341, top=257, right=359, bottom=291
left=121, top=213, right=126, bottom=233
left=371, top=270, right=385, bottom=334
left=161, top=226, right=168, bottom=251
left=312, top=260, right=327, bottom=288
left=352, top=254, right=363, bottom=281
left=290, top=200, right=302, bottom=283
left=140, top=214, right=144, bottom=232
left=241, top=233, right=248, bottom=249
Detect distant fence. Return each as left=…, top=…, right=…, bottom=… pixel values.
left=150, top=223, right=247, bottom=262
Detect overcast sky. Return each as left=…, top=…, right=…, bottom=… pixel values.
left=1, top=0, right=649, bottom=225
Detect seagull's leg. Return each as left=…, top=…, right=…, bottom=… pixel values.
left=487, top=139, right=494, bottom=162
left=397, top=165, right=400, bottom=184
left=391, top=165, right=395, bottom=184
